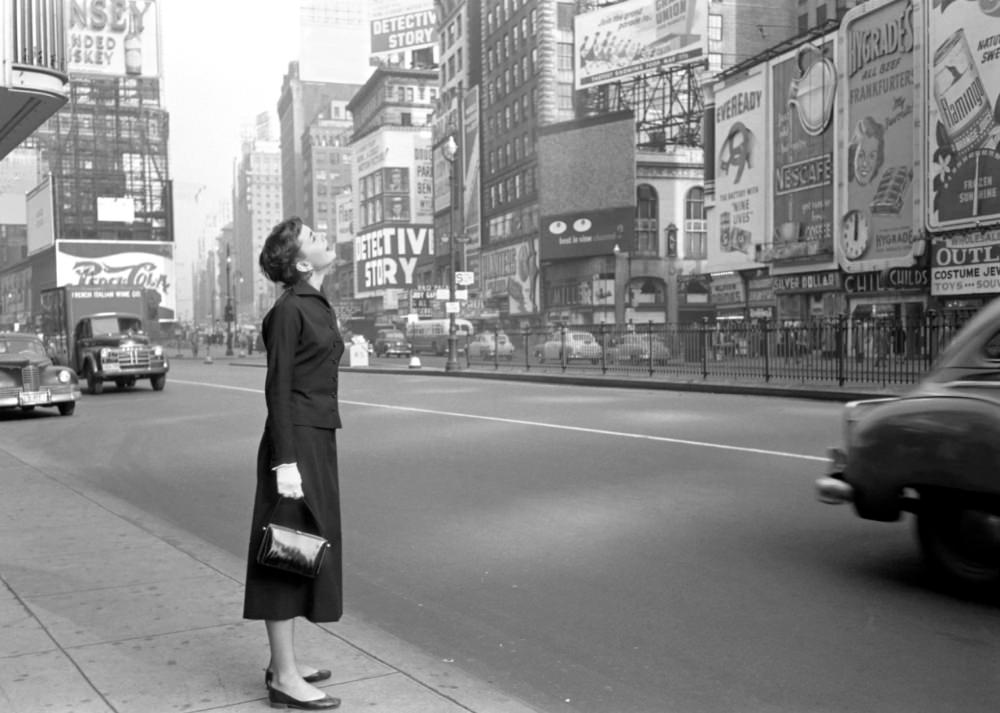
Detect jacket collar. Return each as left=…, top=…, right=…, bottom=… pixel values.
left=289, top=280, right=330, bottom=307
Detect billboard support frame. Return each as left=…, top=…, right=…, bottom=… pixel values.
left=585, top=63, right=706, bottom=149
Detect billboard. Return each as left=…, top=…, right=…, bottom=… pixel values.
left=353, top=225, right=435, bottom=296
left=481, top=239, right=540, bottom=316
left=538, top=113, right=635, bottom=259
left=769, top=38, right=838, bottom=271
left=463, top=86, right=482, bottom=251
left=371, top=7, right=436, bottom=56
left=925, top=0, right=1000, bottom=230
left=26, top=176, right=56, bottom=257
left=931, top=228, right=1000, bottom=295
left=67, top=0, right=161, bottom=78
left=708, top=65, right=768, bottom=272
left=352, top=129, right=434, bottom=232
left=56, top=240, right=175, bottom=319
left=574, top=0, right=706, bottom=90
left=837, top=0, right=918, bottom=272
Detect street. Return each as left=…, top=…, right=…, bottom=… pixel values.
left=3, top=360, right=999, bottom=713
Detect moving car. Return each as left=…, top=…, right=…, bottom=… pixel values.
left=468, top=332, right=514, bottom=360
left=537, top=330, right=602, bottom=363
left=0, top=332, right=81, bottom=416
left=373, top=328, right=412, bottom=357
left=816, top=299, right=1000, bottom=587
left=604, top=334, right=671, bottom=365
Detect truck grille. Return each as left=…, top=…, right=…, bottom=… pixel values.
left=22, top=365, right=40, bottom=391
left=117, top=347, right=151, bottom=370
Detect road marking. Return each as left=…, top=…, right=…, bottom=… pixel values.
left=171, top=379, right=827, bottom=462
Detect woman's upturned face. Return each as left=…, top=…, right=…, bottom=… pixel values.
left=297, top=224, right=337, bottom=271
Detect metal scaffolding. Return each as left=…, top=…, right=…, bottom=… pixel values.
left=580, top=61, right=706, bottom=150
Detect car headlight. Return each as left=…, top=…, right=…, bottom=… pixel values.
left=152, top=345, right=163, bottom=357
left=58, top=369, right=71, bottom=384
left=100, top=347, right=111, bottom=360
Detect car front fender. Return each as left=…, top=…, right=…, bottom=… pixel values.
left=848, top=395, right=1000, bottom=520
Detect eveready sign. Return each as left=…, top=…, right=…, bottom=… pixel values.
left=354, top=226, right=434, bottom=293
left=370, top=9, right=436, bottom=54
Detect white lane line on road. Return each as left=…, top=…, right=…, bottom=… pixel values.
left=171, top=379, right=826, bottom=463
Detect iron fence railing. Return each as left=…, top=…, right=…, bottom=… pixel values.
left=459, top=312, right=977, bottom=387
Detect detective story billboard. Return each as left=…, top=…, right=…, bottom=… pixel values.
left=574, top=0, right=706, bottom=90
left=837, top=0, right=918, bottom=273
left=769, top=38, right=838, bottom=271
left=67, top=0, right=161, bottom=78
left=55, top=240, right=175, bottom=319
left=925, top=0, right=1000, bottom=230
left=708, top=64, right=768, bottom=273
left=370, top=4, right=436, bottom=56
left=353, top=225, right=434, bottom=297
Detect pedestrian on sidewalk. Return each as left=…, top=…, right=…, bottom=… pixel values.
left=244, top=217, right=344, bottom=711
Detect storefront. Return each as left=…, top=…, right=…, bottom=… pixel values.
left=542, top=256, right=615, bottom=325
left=746, top=272, right=775, bottom=321
left=843, top=266, right=930, bottom=360
left=773, top=270, right=845, bottom=324
left=710, top=273, right=746, bottom=321
left=844, top=266, right=929, bottom=323
left=930, top=229, right=1000, bottom=320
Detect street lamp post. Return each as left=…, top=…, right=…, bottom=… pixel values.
left=225, top=245, right=234, bottom=356
left=442, top=135, right=462, bottom=372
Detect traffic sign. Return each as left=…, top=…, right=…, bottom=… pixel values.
left=455, top=271, right=474, bottom=286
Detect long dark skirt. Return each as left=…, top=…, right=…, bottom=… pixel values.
left=244, top=426, right=342, bottom=622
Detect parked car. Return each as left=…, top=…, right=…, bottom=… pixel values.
left=604, top=334, right=671, bottom=365
left=816, top=297, right=1000, bottom=588
left=537, top=330, right=602, bottom=363
left=0, top=332, right=81, bottom=416
left=374, top=328, right=412, bottom=357
left=468, top=332, right=514, bottom=359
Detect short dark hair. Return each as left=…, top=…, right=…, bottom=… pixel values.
left=259, top=217, right=303, bottom=287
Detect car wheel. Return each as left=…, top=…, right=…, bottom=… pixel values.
left=916, top=494, right=1000, bottom=587
left=58, top=402, right=76, bottom=416
left=86, top=364, right=103, bottom=395
left=151, top=374, right=167, bottom=391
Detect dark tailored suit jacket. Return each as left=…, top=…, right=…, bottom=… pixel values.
left=262, top=281, right=344, bottom=466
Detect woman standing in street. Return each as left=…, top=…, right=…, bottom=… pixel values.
left=244, top=217, right=344, bottom=710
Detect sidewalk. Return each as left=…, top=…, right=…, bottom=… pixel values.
left=0, top=447, right=542, bottom=713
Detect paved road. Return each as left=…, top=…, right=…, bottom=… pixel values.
left=4, top=360, right=998, bottom=713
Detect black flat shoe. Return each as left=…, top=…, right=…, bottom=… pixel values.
left=265, top=669, right=332, bottom=687
left=267, top=685, right=340, bottom=710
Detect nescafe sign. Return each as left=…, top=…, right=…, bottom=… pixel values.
left=844, top=267, right=929, bottom=293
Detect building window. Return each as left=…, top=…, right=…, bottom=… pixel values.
left=557, top=42, right=573, bottom=71
left=709, top=53, right=723, bottom=73
left=817, top=5, right=828, bottom=24
left=636, top=184, right=658, bottom=253
left=557, top=83, right=573, bottom=111
left=402, top=112, right=412, bottom=126
left=709, top=14, right=722, bottom=42
left=798, top=13, right=809, bottom=32
left=684, top=186, right=707, bottom=259
left=457, top=11, right=462, bottom=36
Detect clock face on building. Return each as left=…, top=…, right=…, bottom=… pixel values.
left=841, top=210, right=870, bottom=261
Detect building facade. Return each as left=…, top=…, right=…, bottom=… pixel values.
left=347, top=67, right=439, bottom=321
left=277, top=63, right=361, bottom=220
left=233, top=135, right=282, bottom=323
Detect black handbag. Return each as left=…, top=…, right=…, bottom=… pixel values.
left=257, top=497, right=330, bottom=578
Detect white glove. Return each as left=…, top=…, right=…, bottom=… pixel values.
left=274, top=463, right=304, bottom=499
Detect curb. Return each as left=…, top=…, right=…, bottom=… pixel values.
left=227, top=360, right=900, bottom=402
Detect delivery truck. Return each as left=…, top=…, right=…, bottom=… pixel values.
left=39, top=286, right=169, bottom=394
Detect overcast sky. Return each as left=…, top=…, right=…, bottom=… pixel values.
left=161, top=1, right=300, bottom=198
